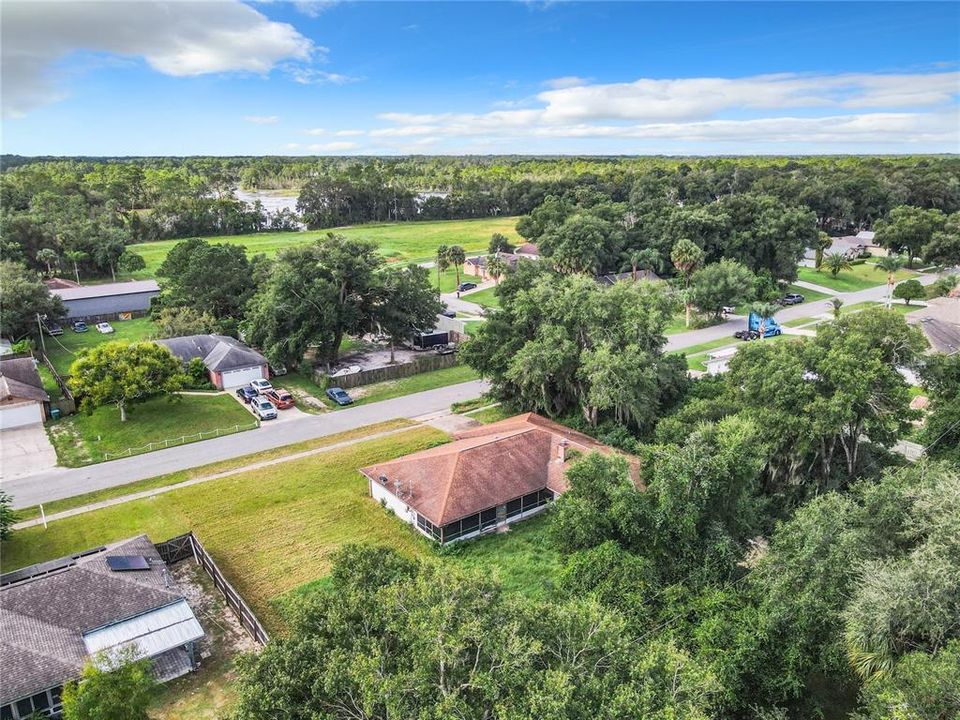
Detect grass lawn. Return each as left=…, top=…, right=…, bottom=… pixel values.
left=463, top=286, right=501, bottom=309
left=784, top=301, right=919, bottom=328
left=46, top=393, right=255, bottom=466
left=796, top=264, right=916, bottom=293
left=328, top=363, right=479, bottom=409
left=787, top=283, right=833, bottom=305
left=128, top=217, right=521, bottom=277
left=463, top=320, right=486, bottom=336
left=431, top=267, right=485, bottom=293
left=18, top=419, right=414, bottom=522
left=467, top=405, right=515, bottom=424
left=672, top=334, right=792, bottom=371
left=2, top=427, right=449, bottom=630
left=36, top=362, right=63, bottom=401
left=44, top=317, right=157, bottom=377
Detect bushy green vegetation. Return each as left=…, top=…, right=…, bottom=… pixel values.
left=328, top=363, right=479, bottom=408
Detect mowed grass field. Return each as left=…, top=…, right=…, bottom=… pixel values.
left=46, top=393, right=254, bottom=466
left=128, top=217, right=522, bottom=277
left=796, top=263, right=917, bottom=293
left=44, top=316, right=156, bottom=376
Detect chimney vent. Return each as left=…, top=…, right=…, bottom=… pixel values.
left=558, top=439, right=570, bottom=463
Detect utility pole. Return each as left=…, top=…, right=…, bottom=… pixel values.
left=36, top=313, right=47, bottom=355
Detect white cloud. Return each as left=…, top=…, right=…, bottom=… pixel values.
left=543, top=75, right=591, bottom=90
left=282, top=142, right=301, bottom=150
left=289, top=68, right=362, bottom=85
left=293, top=1, right=339, bottom=18
left=307, top=141, right=360, bottom=152
left=305, top=128, right=327, bottom=135
left=1, top=0, right=314, bottom=118
left=245, top=115, right=280, bottom=125
left=368, top=70, right=959, bottom=151
left=334, top=129, right=365, bottom=136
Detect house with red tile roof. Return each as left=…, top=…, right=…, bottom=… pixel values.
left=360, top=413, right=640, bottom=544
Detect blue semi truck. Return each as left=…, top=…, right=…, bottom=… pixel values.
left=734, top=312, right=782, bottom=340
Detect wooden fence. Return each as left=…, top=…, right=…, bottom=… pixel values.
left=315, top=352, right=458, bottom=389
left=38, top=353, right=77, bottom=416
left=155, top=532, right=270, bottom=645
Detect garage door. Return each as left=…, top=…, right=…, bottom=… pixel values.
left=0, top=401, right=44, bottom=430
left=220, top=366, right=265, bottom=389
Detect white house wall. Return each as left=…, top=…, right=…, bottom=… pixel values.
left=370, top=479, right=418, bottom=527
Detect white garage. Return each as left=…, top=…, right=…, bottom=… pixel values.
left=219, top=366, right=267, bottom=389
left=0, top=400, right=45, bottom=429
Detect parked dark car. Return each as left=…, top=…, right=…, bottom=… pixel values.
left=44, top=323, right=63, bottom=336
left=780, top=292, right=805, bottom=305
left=435, top=343, right=456, bottom=355
left=71, top=321, right=88, bottom=333
left=458, top=282, right=477, bottom=292
left=440, top=308, right=457, bottom=318
left=326, top=387, right=354, bottom=406
left=235, top=385, right=258, bottom=404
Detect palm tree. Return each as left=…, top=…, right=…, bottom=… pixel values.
left=827, top=297, right=844, bottom=319
left=435, top=245, right=450, bottom=291
left=65, top=250, right=88, bottom=284
left=36, top=248, right=58, bottom=276
left=874, top=254, right=905, bottom=307
left=486, top=254, right=508, bottom=285
left=814, top=232, right=833, bottom=270
left=824, top=252, right=852, bottom=278
left=749, top=301, right=781, bottom=339
left=448, top=245, right=466, bottom=293
left=621, top=247, right=662, bottom=281
left=670, top=239, right=705, bottom=327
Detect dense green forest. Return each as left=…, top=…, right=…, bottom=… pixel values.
left=2, top=155, right=959, bottom=281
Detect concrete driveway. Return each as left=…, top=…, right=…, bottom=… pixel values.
left=1, top=424, right=58, bottom=481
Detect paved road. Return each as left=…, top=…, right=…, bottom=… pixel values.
left=665, top=272, right=937, bottom=352
left=3, top=379, right=489, bottom=509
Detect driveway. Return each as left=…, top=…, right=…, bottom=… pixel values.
left=5, top=379, right=489, bottom=509
left=1, top=424, right=58, bottom=481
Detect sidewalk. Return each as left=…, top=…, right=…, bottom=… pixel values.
left=13, top=424, right=420, bottom=529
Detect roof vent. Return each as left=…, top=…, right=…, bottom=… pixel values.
left=106, top=556, right=150, bottom=572
left=558, top=439, right=570, bottom=463
left=379, top=474, right=389, bottom=484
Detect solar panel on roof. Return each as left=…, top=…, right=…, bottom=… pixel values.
left=106, top=555, right=151, bottom=571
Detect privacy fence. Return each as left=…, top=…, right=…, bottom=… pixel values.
left=39, top=353, right=77, bottom=416
left=103, top=420, right=259, bottom=461
left=315, top=352, right=458, bottom=389
left=155, top=532, right=270, bottom=645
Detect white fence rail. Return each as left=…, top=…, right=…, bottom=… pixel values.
left=102, top=421, right=260, bottom=461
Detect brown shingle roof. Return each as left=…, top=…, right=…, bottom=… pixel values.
left=360, top=413, right=639, bottom=526
left=0, top=358, right=49, bottom=403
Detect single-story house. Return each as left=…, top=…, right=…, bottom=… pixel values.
left=156, top=334, right=269, bottom=389
left=0, top=535, right=205, bottom=720
left=908, top=296, right=960, bottom=355
left=360, top=413, right=640, bottom=544
left=0, top=358, right=50, bottom=430
left=464, top=253, right=520, bottom=280
left=51, top=280, right=159, bottom=321
left=704, top=346, right=739, bottom=376
left=596, top=269, right=662, bottom=286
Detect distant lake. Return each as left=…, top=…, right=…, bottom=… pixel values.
left=235, top=189, right=299, bottom=214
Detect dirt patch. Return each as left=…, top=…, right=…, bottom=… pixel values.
left=149, top=562, right=259, bottom=719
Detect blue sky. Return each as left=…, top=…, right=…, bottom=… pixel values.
left=2, top=1, right=958, bottom=155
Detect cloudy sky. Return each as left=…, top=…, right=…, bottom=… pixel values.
left=1, top=1, right=958, bottom=155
